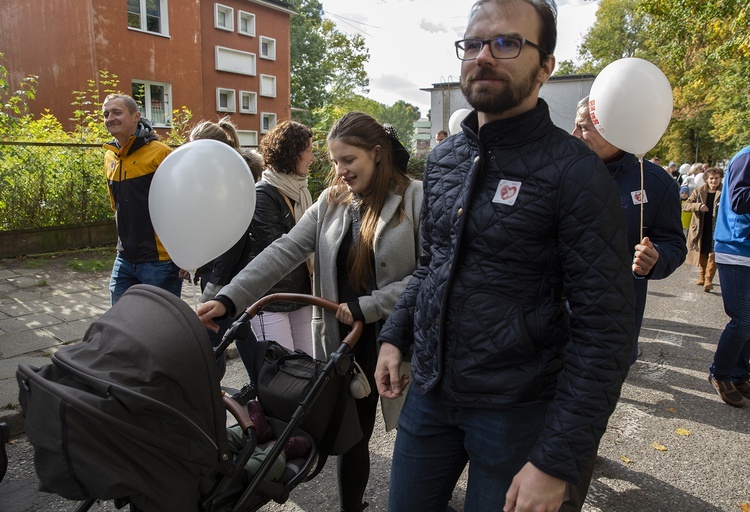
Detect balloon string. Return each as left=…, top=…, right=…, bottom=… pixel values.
left=639, top=157, right=645, bottom=242
left=191, top=270, right=199, bottom=312
left=194, top=281, right=199, bottom=312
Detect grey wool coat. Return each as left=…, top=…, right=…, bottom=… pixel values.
left=217, top=179, right=423, bottom=360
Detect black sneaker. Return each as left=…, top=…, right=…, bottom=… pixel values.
left=231, top=383, right=256, bottom=406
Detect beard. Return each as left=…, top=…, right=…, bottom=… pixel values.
left=460, top=64, right=540, bottom=115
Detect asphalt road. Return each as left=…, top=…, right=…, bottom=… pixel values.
left=1, top=261, right=748, bottom=511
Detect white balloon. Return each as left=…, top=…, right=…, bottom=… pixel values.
left=148, top=139, right=256, bottom=271
left=679, top=163, right=691, bottom=175
left=588, top=58, right=673, bottom=157
left=448, top=108, right=471, bottom=135
left=694, top=172, right=704, bottom=189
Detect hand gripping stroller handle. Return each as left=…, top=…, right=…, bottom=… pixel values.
left=244, top=293, right=364, bottom=349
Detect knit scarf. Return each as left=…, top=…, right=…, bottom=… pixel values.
left=261, top=169, right=312, bottom=222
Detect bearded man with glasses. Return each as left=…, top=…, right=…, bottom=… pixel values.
left=375, top=1, right=635, bottom=511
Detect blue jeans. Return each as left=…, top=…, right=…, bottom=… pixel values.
left=388, top=389, right=548, bottom=512
left=711, top=263, right=750, bottom=382
left=109, top=254, right=182, bottom=305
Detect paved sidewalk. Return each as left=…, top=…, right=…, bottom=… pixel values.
left=0, top=254, right=200, bottom=435
left=1, top=253, right=749, bottom=511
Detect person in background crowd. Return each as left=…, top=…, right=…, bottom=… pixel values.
left=567, top=96, right=686, bottom=511
left=650, top=156, right=662, bottom=166
left=374, top=1, right=635, bottom=511
left=199, top=112, right=422, bottom=512
left=436, top=129, right=448, bottom=144
left=683, top=167, right=723, bottom=293
left=241, top=148, right=264, bottom=182
left=709, top=146, right=750, bottom=407
left=102, top=93, right=179, bottom=305
left=572, top=96, right=686, bottom=363
left=243, top=120, right=317, bottom=355
left=680, top=183, right=692, bottom=238
left=668, top=161, right=679, bottom=180
left=182, top=117, right=264, bottom=387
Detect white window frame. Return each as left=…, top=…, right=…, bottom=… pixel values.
left=127, top=0, right=170, bottom=36
left=215, top=46, right=257, bottom=76
left=238, top=10, right=256, bottom=37
left=259, top=36, right=276, bottom=60
left=237, top=130, right=258, bottom=147
left=216, top=88, right=236, bottom=113
left=239, top=91, right=258, bottom=114
left=131, top=80, right=172, bottom=127
left=214, top=3, right=234, bottom=31
left=261, top=112, right=277, bottom=134
left=260, top=74, right=277, bottom=98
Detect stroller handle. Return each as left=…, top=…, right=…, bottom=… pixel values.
left=244, top=293, right=364, bottom=349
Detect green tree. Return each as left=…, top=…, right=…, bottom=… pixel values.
left=568, top=0, right=748, bottom=162
left=641, top=0, right=750, bottom=156
left=287, top=0, right=370, bottom=126
left=554, top=59, right=578, bottom=76
left=379, top=100, right=421, bottom=150
left=576, top=0, right=648, bottom=75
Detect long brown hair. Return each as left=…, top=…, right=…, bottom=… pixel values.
left=326, top=111, right=412, bottom=293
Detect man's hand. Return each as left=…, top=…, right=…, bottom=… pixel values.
left=632, top=236, right=659, bottom=276
left=504, top=462, right=567, bottom=512
left=375, top=342, right=409, bottom=398
left=197, top=300, right=226, bottom=333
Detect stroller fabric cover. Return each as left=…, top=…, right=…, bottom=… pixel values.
left=17, top=284, right=230, bottom=512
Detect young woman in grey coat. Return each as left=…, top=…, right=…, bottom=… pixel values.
left=198, top=111, right=422, bottom=512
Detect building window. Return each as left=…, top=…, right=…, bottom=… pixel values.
left=216, top=88, right=236, bottom=113
left=216, top=46, right=256, bottom=76
left=260, top=75, right=276, bottom=97
left=127, top=0, right=169, bottom=36
left=237, top=130, right=258, bottom=147
left=261, top=113, right=277, bottom=133
left=131, top=80, right=171, bottom=127
left=215, top=4, right=234, bottom=31
left=239, top=91, right=258, bottom=114
left=238, top=11, right=256, bottom=36
left=259, top=36, right=276, bottom=60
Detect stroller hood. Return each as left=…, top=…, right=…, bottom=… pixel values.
left=18, top=284, right=229, bottom=512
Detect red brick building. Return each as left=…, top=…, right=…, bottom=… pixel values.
left=0, top=0, right=294, bottom=145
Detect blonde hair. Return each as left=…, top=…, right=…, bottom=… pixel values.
left=189, top=116, right=240, bottom=150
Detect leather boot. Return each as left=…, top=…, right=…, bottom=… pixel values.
left=704, top=252, right=716, bottom=292
left=696, top=253, right=707, bottom=285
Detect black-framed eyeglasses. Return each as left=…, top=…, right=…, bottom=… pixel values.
left=455, top=36, right=548, bottom=60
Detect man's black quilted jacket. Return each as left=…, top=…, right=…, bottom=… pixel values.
left=379, top=100, right=635, bottom=483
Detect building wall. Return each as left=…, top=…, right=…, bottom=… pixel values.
left=0, top=1, right=100, bottom=128
left=0, top=0, right=292, bottom=138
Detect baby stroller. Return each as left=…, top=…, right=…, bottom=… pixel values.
left=16, top=284, right=363, bottom=512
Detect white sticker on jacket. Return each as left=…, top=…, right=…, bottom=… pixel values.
left=631, top=189, right=648, bottom=205
left=493, top=179, right=522, bottom=206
